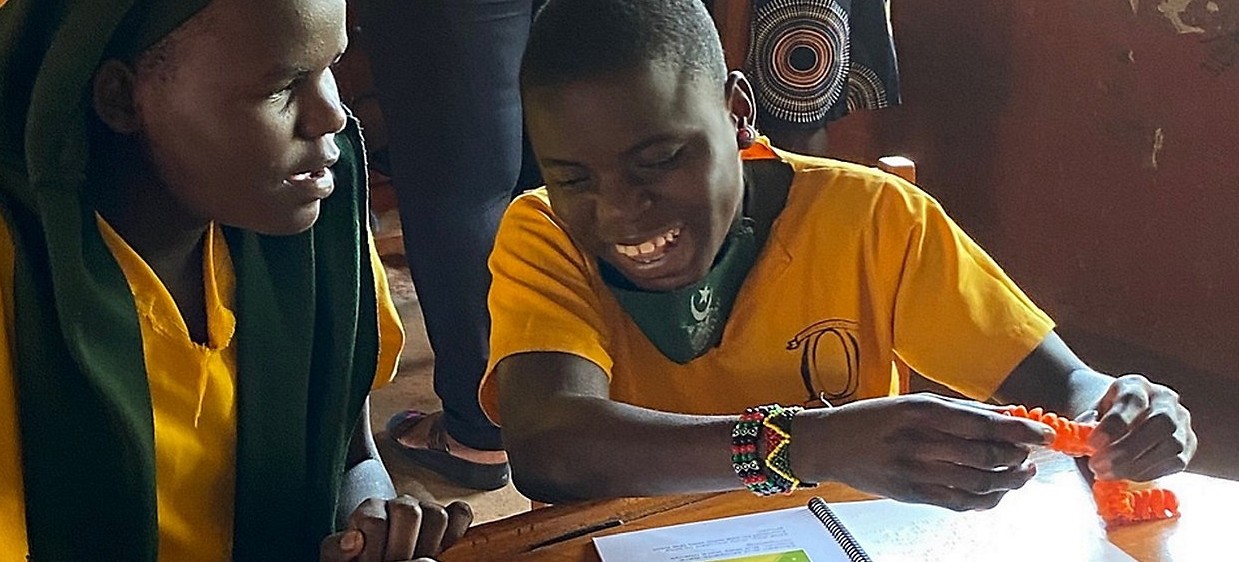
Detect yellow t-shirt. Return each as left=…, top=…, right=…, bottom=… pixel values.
left=0, top=215, right=405, bottom=561
left=481, top=149, right=1055, bottom=422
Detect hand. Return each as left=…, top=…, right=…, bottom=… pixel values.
left=320, top=496, right=473, bottom=562
left=811, top=394, right=1056, bottom=511
left=1087, top=373, right=1195, bottom=481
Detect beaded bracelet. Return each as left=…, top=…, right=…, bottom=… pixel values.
left=731, top=404, right=785, bottom=496
left=762, top=406, right=817, bottom=492
left=731, top=404, right=816, bottom=496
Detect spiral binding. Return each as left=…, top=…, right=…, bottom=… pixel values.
left=807, top=497, right=873, bottom=562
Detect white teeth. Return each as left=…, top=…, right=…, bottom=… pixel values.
left=291, top=172, right=312, bottom=181
left=615, top=228, right=679, bottom=259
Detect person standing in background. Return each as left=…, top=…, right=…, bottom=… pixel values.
left=743, top=0, right=900, bottom=156
left=359, top=0, right=543, bottom=491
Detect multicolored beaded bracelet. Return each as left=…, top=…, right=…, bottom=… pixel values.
left=731, top=403, right=816, bottom=496
left=731, top=404, right=785, bottom=496
left=763, top=406, right=817, bottom=491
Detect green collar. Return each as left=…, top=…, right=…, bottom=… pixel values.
left=602, top=159, right=794, bottom=364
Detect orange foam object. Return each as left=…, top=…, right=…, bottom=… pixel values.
left=1001, top=404, right=1095, bottom=457
left=1002, top=404, right=1180, bottom=527
left=1093, top=480, right=1180, bottom=527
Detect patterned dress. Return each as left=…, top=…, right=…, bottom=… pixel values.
left=745, top=0, right=900, bottom=129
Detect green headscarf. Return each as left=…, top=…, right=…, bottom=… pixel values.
left=0, top=1, right=380, bottom=560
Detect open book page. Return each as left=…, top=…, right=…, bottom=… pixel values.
left=593, top=506, right=854, bottom=562
left=824, top=463, right=1136, bottom=562
left=595, top=457, right=1139, bottom=562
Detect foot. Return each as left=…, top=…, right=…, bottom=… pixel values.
left=392, top=410, right=508, bottom=465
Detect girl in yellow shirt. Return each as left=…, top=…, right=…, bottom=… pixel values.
left=482, top=0, right=1197, bottom=508
left=0, top=0, right=469, bottom=560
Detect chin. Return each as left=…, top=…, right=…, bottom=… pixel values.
left=246, top=202, right=322, bottom=237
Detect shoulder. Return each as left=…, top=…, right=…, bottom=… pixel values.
left=776, top=151, right=941, bottom=233
left=496, top=188, right=590, bottom=264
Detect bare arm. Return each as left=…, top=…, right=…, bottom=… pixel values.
left=497, top=352, right=738, bottom=503
left=498, top=351, right=1051, bottom=509
left=336, top=398, right=397, bottom=527
left=994, top=331, right=1195, bottom=480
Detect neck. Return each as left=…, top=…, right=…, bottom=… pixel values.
left=93, top=148, right=209, bottom=271
left=92, top=140, right=211, bottom=342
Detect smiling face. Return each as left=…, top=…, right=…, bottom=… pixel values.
left=525, top=65, right=753, bottom=292
left=122, top=0, right=348, bottom=235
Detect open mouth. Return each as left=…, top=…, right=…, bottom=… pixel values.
left=614, top=227, right=680, bottom=265
left=284, top=167, right=335, bottom=200
left=288, top=168, right=329, bottom=182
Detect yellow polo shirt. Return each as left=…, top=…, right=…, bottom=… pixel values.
left=481, top=147, right=1054, bottom=421
left=0, top=215, right=405, bottom=561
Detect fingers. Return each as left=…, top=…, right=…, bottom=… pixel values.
left=917, top=396, right=1054, bottom=447
left=916, top=459, right=1037, bottom=495
left=1088, top=375, right=1195, bottom=480
left=915, top=436, right=1032, bottom=471
left=335, top=496, right=472, bottom=562
left=320, top=529, right=365, bottom=562
left=902, top=482, right=1010, bottom=512
left=1090, top=375, right=1153, bottom=452
left=383, top=496, right=422, bottom=562
left=348, top=497, right=389, bottom=562
left=440, top=501, right=473, bottom=550
left=412, top=501, right=449, bottom=558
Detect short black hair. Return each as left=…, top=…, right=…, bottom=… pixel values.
left=129, top=2, right=218, bottom=84
left=520, top=0, right=727, bottom=93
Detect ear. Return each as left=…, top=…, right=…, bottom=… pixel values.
left=724, top=70, right=757, bottom=130
left=92, top=59, right=142, bottom=134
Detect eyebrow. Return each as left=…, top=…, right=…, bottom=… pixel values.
left=261, top=48, right=348, bottom=84
left=542, top=133, right=685, bottom=168
left=625, top=133, right=682, bottom=155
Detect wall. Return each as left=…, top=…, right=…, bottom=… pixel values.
left=821, top=0, right=1238, bottom=474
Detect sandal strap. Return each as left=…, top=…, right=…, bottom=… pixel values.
left=425, top=413, right=452, bottom=454
left=388, top=410, right=452, bottom=454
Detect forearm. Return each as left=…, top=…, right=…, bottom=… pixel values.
left=336, top=398, right=397, bottom=527
left=336, top=458, right=398, bottom=527
left=506, top=394, right=746, bottom=502
left=992, top=331, right=1114, bottom=418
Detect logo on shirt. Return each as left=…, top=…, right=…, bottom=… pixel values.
left=787, top=319, right=862, bottom=403
left=682, top=285, right=719, bottom=354
left=690, top=286, right=713, bottom=322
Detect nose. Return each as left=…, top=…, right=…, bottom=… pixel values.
left=595, top=179, right=654, bottom=225
left=298, top=69, right=348, bottom=139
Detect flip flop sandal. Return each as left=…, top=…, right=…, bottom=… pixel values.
left=385, top=410, right=511, bottom=491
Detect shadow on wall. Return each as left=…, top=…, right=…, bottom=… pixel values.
left=828, top=0, right=1239, bottom=478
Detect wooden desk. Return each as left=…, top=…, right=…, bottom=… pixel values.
left=441, top=452, right=1239, bottom=561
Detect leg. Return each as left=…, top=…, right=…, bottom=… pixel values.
left=361, top=0, right=533, bottom=488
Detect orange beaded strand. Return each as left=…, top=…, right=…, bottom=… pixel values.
left=1001, top=404, right=1180, bottom=527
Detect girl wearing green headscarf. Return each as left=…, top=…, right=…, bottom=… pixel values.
left=0, top=0, right=471, bottom=560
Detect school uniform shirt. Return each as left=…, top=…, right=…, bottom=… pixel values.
left=479, top=145, right=1054, bottom=422
left=0, top=215, right=405, bottom=562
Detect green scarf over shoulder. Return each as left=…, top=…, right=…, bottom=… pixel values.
left=0, top=1, right=379, bottom=560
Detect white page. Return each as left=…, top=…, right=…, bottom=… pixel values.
left=593, top=506, right=855, bottom=562
left=595, top=465, right=1138, bottom=562
left=825, top=468, right=1137, bottom=562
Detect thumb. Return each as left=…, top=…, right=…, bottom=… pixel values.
left=320, top=529, right=365, bottom=562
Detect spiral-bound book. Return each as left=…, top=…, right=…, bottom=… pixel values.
left=593, top=498, right=870, bottom=562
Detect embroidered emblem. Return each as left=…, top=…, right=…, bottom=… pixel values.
left=683, top=285, right=719, bottom=354
left=691, top=286, right=714, bottom=322
left=786, top=319, right=861, bottom=401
